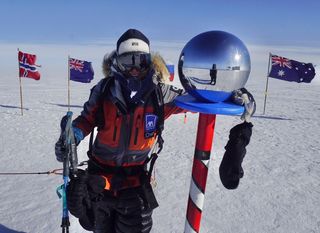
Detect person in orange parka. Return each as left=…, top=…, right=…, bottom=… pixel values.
left=56, top=29, right=186, bottom=233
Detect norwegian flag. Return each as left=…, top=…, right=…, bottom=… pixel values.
left=69, top=58, right=94, bottom=83
left=18, top=51, right=41, bottom=80
left=269, top=54, right=315, bottom=83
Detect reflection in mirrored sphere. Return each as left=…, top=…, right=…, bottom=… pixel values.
left=178, top=31, right=251, bottom=102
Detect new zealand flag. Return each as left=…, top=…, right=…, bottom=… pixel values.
left=18, top=51, right=41, bottom=80
left=269, top=54, right=315, bottom=83
left=69, top=58, right=94, bottom=83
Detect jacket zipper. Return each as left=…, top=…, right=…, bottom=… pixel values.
left=134, top=115, right=141, bottom=145
left=118, top=112, right=134, bottom=165
left=113, top=115, right=120, bottom=141
left=126, top=112, right=134, bottom=148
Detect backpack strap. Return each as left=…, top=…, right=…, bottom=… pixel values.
left=142, top=82, right=165, bottom=182
left=87, top=129, right=94, bottom=160
left=152, top=83, right=165, bottom=154
left=87, top=77, right=113, bottom=159
left=95, top=77, right=114, bottom=129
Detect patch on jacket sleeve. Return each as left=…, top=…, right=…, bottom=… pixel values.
left=144, top=114, right=158, bottom=138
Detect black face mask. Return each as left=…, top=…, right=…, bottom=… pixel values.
left=116, top=70, right=154, bottom=106
left=127, top=76, right=142, bottom=93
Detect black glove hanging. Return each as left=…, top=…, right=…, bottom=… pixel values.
left=66, top=169, right=95, bottom=231
left=66, top=169, right=91, bottom=218
left=219, top=122, right=253, bottom=189
left=66, top=168, right=108, bottom=231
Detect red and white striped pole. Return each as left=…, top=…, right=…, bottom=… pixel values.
left=184, top=113, right=216, bottom=233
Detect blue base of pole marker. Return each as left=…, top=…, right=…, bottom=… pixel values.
left=175, top=94, right=244, bottom=115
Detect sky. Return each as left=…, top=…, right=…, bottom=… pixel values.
left=1, top=0, right=320, bottom=47
left=1, top=0, right=319, bottom=94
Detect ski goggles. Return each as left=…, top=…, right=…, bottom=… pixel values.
left=117, top=52, right=151, bottom=73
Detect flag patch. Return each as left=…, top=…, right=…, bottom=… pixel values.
left=145, top=114, right=158, bottom=138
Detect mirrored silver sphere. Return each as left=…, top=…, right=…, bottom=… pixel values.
left=178, top=31, right=251, bottom=102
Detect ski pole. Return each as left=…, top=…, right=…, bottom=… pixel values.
left=56, top=111, right=79, bottom=233
left=184, top=113, right=216, bottom=233
left=60, top=174, right=70, bottom=233
left=61, top=111, right=72, bottom=233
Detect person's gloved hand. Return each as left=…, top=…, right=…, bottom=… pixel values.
left=55, top=115, right=70, bottom=162
left=231, top=88, right=256, bottom=122
left=219, top=121, right=253, bottom=189
left=55, top=115, right=84, bottom=162
left=55, top=136, right=66, bottom=162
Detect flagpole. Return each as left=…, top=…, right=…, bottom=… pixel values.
left=17, top=48, right=24, bottom=116
left=68, top=55, right=70, bottom=111
left=263, top=53, right=272, bottom=115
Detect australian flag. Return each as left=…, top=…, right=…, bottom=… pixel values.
left=18, top=51, right=41, bottom=80
left=269, top=54, right=315, bottom=83
left=69, top=58, right=94, bottom=83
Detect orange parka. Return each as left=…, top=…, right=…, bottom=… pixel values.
left=73, top=54, right=184, bottom=169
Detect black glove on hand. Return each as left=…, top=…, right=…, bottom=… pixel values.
left=55, top=137, right=66, bottom=162
left=66, top=170, right=91, bottom=219
left=55, top=115, right=69, bottom=162
left=219, top=122, right=253, bottom=189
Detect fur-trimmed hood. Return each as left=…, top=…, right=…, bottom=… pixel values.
left=102, top=50, right=170, bottom=83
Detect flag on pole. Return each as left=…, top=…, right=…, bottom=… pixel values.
left=69, top=58, right=94, bottom=83
left=268, top=54, right=315, bottom=83
left=166, top=64, right=174, bottom=81
left=18, top=51, right=41, bottom=80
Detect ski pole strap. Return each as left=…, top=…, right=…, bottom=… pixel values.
left=56, top=184, right=64, bottom=199
left=145, top=153, right=158, bottom=181
left=87, top=129, right=95, bottom=159
left=156, top=134, right=164, bottom=154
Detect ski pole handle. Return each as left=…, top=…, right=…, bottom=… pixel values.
left=64, top=111, right=79, bottom=178
left=69, top=141, right=78, bottom=176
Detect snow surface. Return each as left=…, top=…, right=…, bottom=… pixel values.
left=0, top=41, right=320, bottom=233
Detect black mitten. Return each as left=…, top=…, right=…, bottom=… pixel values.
left=219, top=122, right=253, bottom=189
left=66, top=170, right=91, bottom=218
